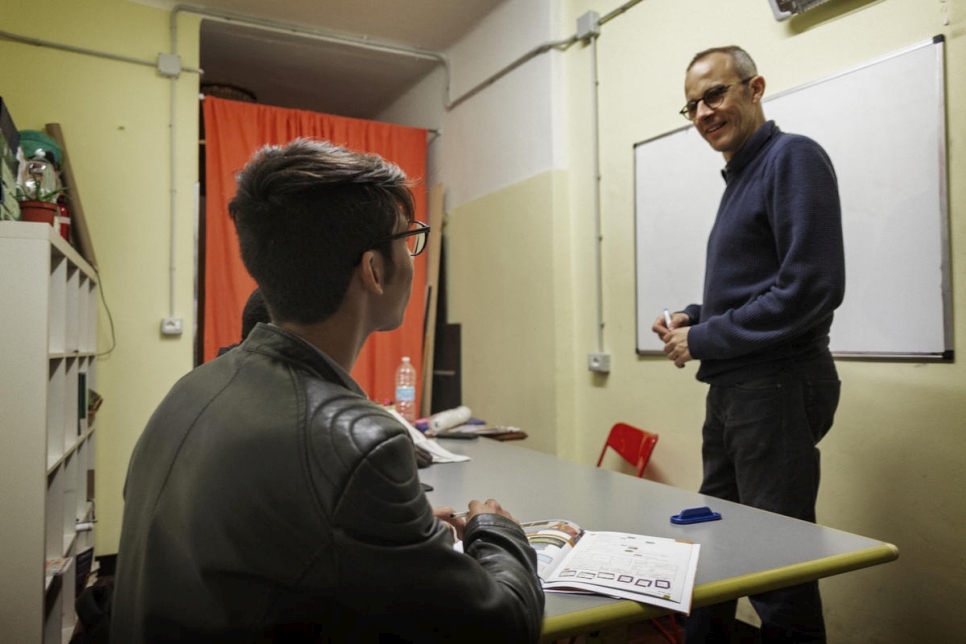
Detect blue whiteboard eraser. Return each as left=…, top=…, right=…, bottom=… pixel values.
left=671, top=506, right=722, bottom=525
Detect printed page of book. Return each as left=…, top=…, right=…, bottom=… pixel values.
left=543, top=531, right=700, bottom=613
left=520, top=519, right=585, bottom=581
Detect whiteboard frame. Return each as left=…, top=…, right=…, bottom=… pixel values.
left=633, top=36, right=951, bottom=361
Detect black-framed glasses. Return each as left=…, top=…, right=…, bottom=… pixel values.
left=372, top=220, right=431, bottom=256
left=679, top=77, right=754, bottom=120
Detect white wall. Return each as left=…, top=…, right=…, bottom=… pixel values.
left=380, top=0, right=565, bottom=209
left=379, top=0, right=577, bottom=456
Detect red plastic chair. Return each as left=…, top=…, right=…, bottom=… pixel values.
left=596, top=422, right=659, bottom=478
left=596, top=423, right=681, bottom=644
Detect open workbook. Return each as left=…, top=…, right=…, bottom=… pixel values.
left=520, top=519, right=700, bottom=613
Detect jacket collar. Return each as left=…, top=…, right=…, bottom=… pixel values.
left=242, top=323, right=366, bottom=397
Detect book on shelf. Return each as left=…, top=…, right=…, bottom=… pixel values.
left=520, top=518, right=700, bottom=613
left=78, top=372, right=87, bottom=435
left=45, top=556, right=73, bottom=590
left=45, top=557, right=73, bottom=576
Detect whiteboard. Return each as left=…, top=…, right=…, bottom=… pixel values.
left=634, top=37, right=951, bottom=359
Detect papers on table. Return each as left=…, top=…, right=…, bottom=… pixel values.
left=387, top=407, right=471, bottom=463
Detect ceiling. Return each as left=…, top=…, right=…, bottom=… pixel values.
left=139, top=0, right=506, bottom=119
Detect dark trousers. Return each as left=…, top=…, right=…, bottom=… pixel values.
left=685, top=357, right=840, bottom=644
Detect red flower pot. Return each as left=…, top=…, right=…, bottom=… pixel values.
left=18, top=201, right=59, bottom=226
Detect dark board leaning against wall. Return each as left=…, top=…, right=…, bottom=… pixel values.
left=635, top=37, right=950, bottom=359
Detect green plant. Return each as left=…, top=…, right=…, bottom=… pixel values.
left=15, top=183, right=67, bottom=203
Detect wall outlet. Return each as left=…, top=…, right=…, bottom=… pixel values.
left=588, top=352, right=610, bottom=373
left=161, top=317, right=183, bottom=336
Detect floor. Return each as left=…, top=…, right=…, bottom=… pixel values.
left=560, top=615, right=759, bottom=643
left=629, top=616, right=686, bottom=643
left=92, top=557, right=760, bottom=643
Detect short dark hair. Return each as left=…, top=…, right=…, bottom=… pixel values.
left=229, top=139, right=415, bottom=324
left=687, top=45, right=758, bottom=79
left=240, top=288, right=270, bottom=340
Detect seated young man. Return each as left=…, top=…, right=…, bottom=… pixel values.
left=112, top=139, right=544, bottom=642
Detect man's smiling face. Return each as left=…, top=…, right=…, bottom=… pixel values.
left=685, top=52, right=764, bottom=162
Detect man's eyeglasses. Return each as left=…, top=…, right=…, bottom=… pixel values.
left=372, top=220, right=431, bottom=257
left=679, top=77, right=754, bottom=120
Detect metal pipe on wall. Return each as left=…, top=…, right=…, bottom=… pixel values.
left=590, top=35, right=605, bottom=353
left=5, top=0, right=652, bottom=359
left=0, top=29, right=202, bottom=73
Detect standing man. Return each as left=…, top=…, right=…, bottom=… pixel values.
left=653, top=47, right=845, bottom=643
left=113, top=139, right=544, bottom=642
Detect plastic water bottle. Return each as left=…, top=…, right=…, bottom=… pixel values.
left=395, top=356, right=417, bottom=423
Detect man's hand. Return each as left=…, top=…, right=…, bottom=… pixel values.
left=652, top=311, right=693, bottom=367
left=468, top=498, right=518, bottom=524
left=437, top=498, right=520, bottom=542
left=433, top=506, right=466, bottom=541
left=662, top=327, right=693, bottom=368
left=652, top=310, right=690, bottom=338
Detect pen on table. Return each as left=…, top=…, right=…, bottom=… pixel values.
left=664, top=309, right=673, bottom=329
left=450, top=510, right=470, bottom=519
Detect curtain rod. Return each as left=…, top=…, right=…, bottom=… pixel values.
left=196, top=95, right=440, bottom=135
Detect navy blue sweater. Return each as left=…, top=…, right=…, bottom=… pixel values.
left=684, top=121, right=845, bottom=384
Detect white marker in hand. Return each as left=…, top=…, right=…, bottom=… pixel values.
left=664, top=309, right=673, bottom=330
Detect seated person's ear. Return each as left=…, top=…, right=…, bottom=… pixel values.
left=358, top=250, right=385, bottom=295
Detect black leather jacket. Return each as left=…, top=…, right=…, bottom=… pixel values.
left=112, top=324, right=544, bottom=642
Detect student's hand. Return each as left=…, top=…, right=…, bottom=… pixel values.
left=663, top=327, right=693, bottom=368
left=468, top=498, right=519, bottom=525
left=434, top=506, right=466, bottom=541
left=652, top=311, right=690, bottom=341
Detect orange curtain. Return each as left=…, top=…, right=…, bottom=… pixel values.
left=202, top=96, right=428, bottom=413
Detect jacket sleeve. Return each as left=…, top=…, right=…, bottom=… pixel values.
left=683, top=304, right=702, bottom=325
left=304, top=403, right=545, bottom=642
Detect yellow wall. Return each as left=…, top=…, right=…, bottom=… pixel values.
left=447, top=170, right=578, bottom=456
left=446, top=0, right=966, bottom=640
left=0, top=0, right=201, bottom=554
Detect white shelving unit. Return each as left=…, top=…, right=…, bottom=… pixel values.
left=0, top=221, right=98, bottom=643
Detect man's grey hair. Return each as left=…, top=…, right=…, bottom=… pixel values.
left=687, top=46, right=758, bottom=79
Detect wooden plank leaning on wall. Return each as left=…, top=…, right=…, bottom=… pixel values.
left=421, top=183, right=444, bottom=416
left=46, top=123, right=97, bottom=270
